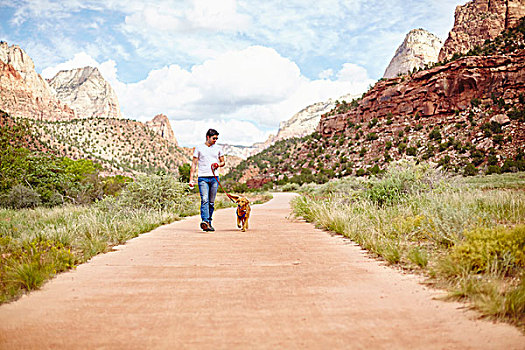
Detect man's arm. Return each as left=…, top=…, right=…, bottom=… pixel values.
left=189, top=156, right=198, bottom=186
left=218, top=155, right=225, bottom=168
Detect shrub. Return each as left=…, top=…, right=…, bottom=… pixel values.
left=508, top=107, right=524, bottom=122
left=369, top=164, right=381, bottom=175
left=281, top=183, right=300, bottom=192
left=178, top=163, right=191, bottom=183
left=471, top=150, right=485, bottom=166
left=4, top=185, right=41, bottom=209
left=486, top=165, right=502, bottom=175
left=464, top=163, right=478, bottom=176
left=366, top=132, right=378, bottom=141
left=408, top=247, right=429, bottom=267
left=451, top=225, right=525, bottom=273
left=406, top=147, right=417, bottom=156
left=115, top=174, right=191, bottom=212
left=429, top=127, right=442, bottom=141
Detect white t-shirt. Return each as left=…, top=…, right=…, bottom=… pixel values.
left=193, top=143, right=223, bottom=177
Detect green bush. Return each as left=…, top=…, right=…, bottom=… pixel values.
left=4, top=185, right=41, bottom=209
left=113, top=174, right=191, bottom=212
left=451, top=225, right=525, bottom=273
left=486, top=165, right=502, bottom=175
left=464, top=163, right=478, bottom=176
left=281, top=183, right=300, bottom=192
left=362, top=161, right=442, bottom=206
left=406, top=147, right=417, bottom=156
left=429, top=127, right=442, bottom=141
left=366, top=132, right=378, bottom=141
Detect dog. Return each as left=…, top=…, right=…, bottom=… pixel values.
left=229, top=194, right=251, bottom=232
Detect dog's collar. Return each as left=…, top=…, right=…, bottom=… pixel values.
left=237, top=207, right=247, bottom=219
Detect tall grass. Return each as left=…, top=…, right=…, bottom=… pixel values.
left=0, top=174, right=272, bottom=304
left=0, top=175, right=190, bottom=303
left=292, top=162, right=525, bottom=329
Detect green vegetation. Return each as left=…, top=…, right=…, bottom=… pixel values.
left=0, top=172, right=270, bottom=303
left=0, top=174, right=194, bottom=303
left=292, top=161, right=525, bottom=328
left=324, top=98, right=362, bottom=117
left=1, top=114, right=132, bottom=208
left=0, top=113, right=274, bottom=303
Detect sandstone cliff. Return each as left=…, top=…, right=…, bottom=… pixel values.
left=439, top=0, right=525, bottom=61
left=1, top=41, right=192, bottom=175
left=145, top=114, right=178, bottom=145
left=384, top=29, right=443, bottom=78
left=48, top=66, right=122, bottom=119
left=319, top=51, right=524, bottom=136
left=226, top=20, right=525, bottom=186
left=222, top=92, right=360, bottom=161
left=0, top=42, right=76, bottom=121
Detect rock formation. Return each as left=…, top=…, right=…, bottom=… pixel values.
left=222, top=92, right=361, bottom=160
left=319, top=51, right=525, bottom=136
left=438, top=0, right=525, bottom=61
left=383, top=29, right=443, bottom=78
left=273, top=93, right=360, bottom=143
left=145, top=114, right=178, bottom=145
left=48, top=67, right=122, bottom=119
left=0, top=42, right=75, bottom=121
left=220, top=144, right=260, bottom=159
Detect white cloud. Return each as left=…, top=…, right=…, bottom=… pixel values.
left=190, top=46, right=302, bottom=106
left=42, top=46, right=374, bottom=146
left=123, top=0, right=251, bottom=33
left=41, top=52, right=100, bottom=79
left=171, top=118, right=271, bottom=147
left=337, top=63, right=370, bottom=82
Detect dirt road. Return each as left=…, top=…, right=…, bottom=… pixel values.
left=0, top=193, right=523, bottom=349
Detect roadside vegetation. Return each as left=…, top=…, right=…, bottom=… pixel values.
left=292, top=161, right=525, bottom=329
left=0, top=113, right=272, bottom=303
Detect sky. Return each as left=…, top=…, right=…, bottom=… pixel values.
left=0, top=0, right=468, bottom=147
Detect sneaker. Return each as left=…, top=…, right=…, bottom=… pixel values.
left=207, top=223, right=215, bottom=232
left=200, top=221, right=210, bottom=231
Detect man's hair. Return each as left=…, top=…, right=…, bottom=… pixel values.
left=206, top=129, right=219, bottom=138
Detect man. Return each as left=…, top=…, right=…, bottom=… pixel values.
left=189, top=128, right=225, bottom=232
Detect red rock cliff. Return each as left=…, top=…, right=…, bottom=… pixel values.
left=439, top=0, right=525, bottom=61
left=318, top=50, right=525, bottom=136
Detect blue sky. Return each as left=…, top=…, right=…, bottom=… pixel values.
left=0, top=0, right=468, bottom=146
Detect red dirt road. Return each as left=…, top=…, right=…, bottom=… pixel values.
left=0, top=193, right=524, bottom=349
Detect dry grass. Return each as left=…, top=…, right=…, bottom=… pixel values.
left=292, top=162, right=525, bottom=329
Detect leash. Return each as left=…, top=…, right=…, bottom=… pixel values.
left=211, top=164, right=237, bottom=203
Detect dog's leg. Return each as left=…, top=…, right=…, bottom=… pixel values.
left=237, top=215, right=241, bottom=228
left=241, top=218, right=246, bottom=232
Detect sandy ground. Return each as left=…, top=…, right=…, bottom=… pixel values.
left=0, top=193, right=524, bottom=349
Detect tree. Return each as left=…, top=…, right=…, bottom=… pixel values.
left=178, top=163, right=191, bottom=183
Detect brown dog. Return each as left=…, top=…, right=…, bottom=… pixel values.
left=229, top=194, right=251, bottom=232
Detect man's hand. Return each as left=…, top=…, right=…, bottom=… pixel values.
left=211, top=163, right=219, bottom=170
left=189, top=179, right=195, bottom=189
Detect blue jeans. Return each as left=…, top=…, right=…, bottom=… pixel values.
left=198, top=176, right=219, bottom=224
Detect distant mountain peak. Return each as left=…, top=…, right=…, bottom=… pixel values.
left=48, top=66, right=122, bottom=119
left=383, top=28, right=443, bottom=79
left=145, top=114, right=178, bottom=145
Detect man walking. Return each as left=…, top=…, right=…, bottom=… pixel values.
left=189, top=129, right=225, bottom=231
